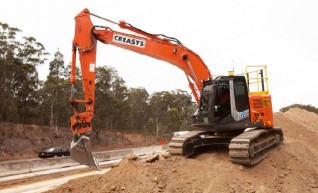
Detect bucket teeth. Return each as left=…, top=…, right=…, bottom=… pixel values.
left=71, top=134, right=100, bottom=170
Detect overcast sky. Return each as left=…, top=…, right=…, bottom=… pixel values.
left=2, top=0, right=318, bottom=111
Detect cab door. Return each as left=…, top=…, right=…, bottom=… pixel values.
left=213, top=76, right=250, bottom=124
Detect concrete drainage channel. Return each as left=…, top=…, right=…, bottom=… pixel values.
left=0, top=145, right=168, bottom=178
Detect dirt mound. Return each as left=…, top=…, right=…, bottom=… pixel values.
left=46, top=108, right=318, bottom=193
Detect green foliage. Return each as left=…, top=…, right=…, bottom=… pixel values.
left=148, top=90, right=195, bottom=138
left=126, top=88, right=150, bottom=132
left=37, top=50, right=71, bottom=127
left=0, top=22, right=48, bottom=123
left=93, top=66, right=129, bottom=131
left=280, top=104, right=318, bottom=115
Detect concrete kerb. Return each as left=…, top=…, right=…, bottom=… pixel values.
left=93, top=148, right=133, bottom=162
left=132, top=145, right=169, bottom=156
left=0, top=145, right=168, bottom=178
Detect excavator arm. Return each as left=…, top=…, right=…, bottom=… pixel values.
left=70, top=9, right=212, bottom=169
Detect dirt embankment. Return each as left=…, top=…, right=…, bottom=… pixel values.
left=0, top=124, right=157, bottom=161
left=46, top=108, right=318, bottom=193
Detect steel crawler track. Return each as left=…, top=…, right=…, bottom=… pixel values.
left=168, top=131, right=208, bottom=156
left=168, top=128, right=283, bottom=166
left=229, top=128, right=283, bottom=166
left=168, top=130, right=236, bottom=157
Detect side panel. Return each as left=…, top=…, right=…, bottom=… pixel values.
left=249, top=94, right=274, bottom=128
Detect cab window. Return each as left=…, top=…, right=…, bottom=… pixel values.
left=199, top=84, right=212, bottom=111
left=214, top=81, right=231, bottom=119
left=234, top=78, right=249, bottom=112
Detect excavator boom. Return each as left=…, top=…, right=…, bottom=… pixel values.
left=70, top=9, right=211, bottom=169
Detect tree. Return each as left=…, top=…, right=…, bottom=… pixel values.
left=0, top=22, right=48, bottom=123
left=15, top=37, right=48, bottom=123
left=0, top=22, right=21, bottom=122
left=148, top=90, right=194, bottom=139
left=38, top=50, right=70, bottom=136
left=110, top=72, right=129, bottom=130
left=149, top=91, right=174, bottom=139
left=126, top=88, right=150, bottom=132
left=166, top=107, right=180, bottom=132
left=169, top=89, right=195, bottom=130
left=94, top=66, right=129, bottom=133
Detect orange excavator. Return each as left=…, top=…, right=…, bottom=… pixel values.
left=70, top=9, right=283, bottom=170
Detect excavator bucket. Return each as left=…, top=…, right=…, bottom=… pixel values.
left=70, top=134, right=101, bottom=170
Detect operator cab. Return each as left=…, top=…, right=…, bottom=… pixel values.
left=192, top=76, right=251, bottom=132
